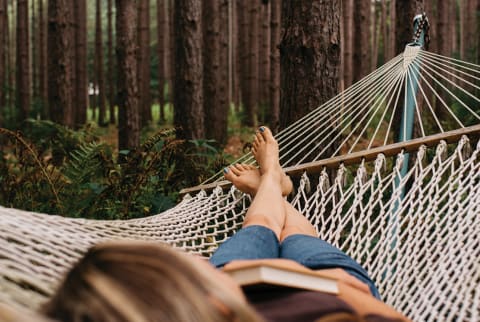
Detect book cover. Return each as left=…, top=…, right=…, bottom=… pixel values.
left=222, top=259, right=339, bottom=294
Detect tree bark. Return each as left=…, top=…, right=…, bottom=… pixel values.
left=96, top=0, right=106, bottom=126
left=157, top=0, right=169, bottom=123
left=138, top=0, right=151, bottom=126
left=107, top=0, right=115, bottom=124
left=202, top=0, right=226, bottom=143
left=117, top=0, right=140, bottom=149
left=269, top=0, right=281, bottom=133
left=237, top=0, right=249, bottom=111
left=0, top=0, right=5, bottom=118
left=173, top=0, right=204, bottom=140
left=39, top=0, right=48, bottom=119
left=342, top=0, right=354, bottom=88
left=395, top=0, right=424, bottom=54
left=245, top=0, right=259, bottom=126
left=259, top=1, right=270, bottom=121
left=74, top=0, right=87, bottom=127
left=280, top=0, right=340, bottom=129
left=352, top=0, right=371, bottom=83
left=48, top=0, right=73, bottom=126
left=16, top=0, right=30, bottom=122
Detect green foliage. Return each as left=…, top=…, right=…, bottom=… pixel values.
left=0, top=120, right=228, bottom=219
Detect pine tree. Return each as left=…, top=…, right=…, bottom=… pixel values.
left=16, top=0, right=30, bottom=122
left=173, top=0, right=204, bottom=139
left=117, top=0, right=140, bottom=149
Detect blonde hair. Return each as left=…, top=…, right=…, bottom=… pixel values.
left=42, top=241, right=264, bottom=322
left=0, top=303, right=54, bottom=322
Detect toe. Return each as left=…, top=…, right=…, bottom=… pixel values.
left=259, top=126, right=274, bottom=142
left=223, top=167, right=236, bottom=181
left=231, top=164, right=241, bottom=175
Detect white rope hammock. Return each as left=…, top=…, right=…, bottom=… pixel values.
left=1, top=46, right=480, bottom=321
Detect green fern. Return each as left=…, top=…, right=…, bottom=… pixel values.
left=63, top=142, right=106, bottom=184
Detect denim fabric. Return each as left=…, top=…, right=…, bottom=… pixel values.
left=209, top=225, right=381, bottom=299
left=280, top=234, right=381, bottom=299
left=209, top=225, right=280, bottom=267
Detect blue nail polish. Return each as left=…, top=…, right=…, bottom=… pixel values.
left=259, top=126, right=265, bottom=132
left=223, top=167, right=229, bottom=174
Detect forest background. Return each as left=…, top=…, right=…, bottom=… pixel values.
left=0, top=0, right=477, bottom=219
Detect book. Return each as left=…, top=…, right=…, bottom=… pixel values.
left=222, top=259, right=339, bottom=294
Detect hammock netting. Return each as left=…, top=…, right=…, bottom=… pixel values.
left=1, top=43, right=479, bottom=321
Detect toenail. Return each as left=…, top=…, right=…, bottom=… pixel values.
left=223, top=167, right=229, bottom=174
left=259, top=126, right=265, bottom=132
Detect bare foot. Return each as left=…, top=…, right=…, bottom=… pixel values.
left=251, top=126, right=280, bottom=175
left=224, top=164, right=293, bottom=196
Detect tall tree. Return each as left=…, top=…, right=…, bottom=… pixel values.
left=173, top=0, right=204, bottom=140
left=269, top=0, right=281, bottom=133
left=38, top=0, right=48, bottom=118
left=48, top=0, right=73, bottom=126
left=0, top=0, right=5, bottom=118
left=202, top=0, right=227, bottom=144
left=74, top=0, right=88, bottom=127
left=341, top=0, right=354, bottom=89
left=157, top=0, right=169, bottom=123
left=280, top=0, right=340, bottom=128
left=245, top=0, right=259, bottom=126
left=259, top=1, right=270, bottom=119
left=107, top=0, right=115, bottom=124
left=16, top=0, right=30, bottom=122
left=352, top=0, right=371, bottom=82
left=96, top=0, right=106, bottom=125
left=395, top=0, right=424, bottom=55
left=138, top=0, right=151, bottom=126
left=280, top=0, right=341, bottom=164
left=116, top=0, right=140, bottom=149
left=237, top=0, right=249, bottom=111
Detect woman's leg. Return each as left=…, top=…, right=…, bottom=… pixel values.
left=210, top=127, right=287, bottom=267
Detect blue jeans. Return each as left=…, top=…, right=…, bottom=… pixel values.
left=209, top=225, right=381, bottom=299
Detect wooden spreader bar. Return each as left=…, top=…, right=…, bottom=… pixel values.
left=179, top=124, right=480, bottom=196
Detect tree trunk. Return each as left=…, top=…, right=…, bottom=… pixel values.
left=31, top=0, right=37, bottom=101
left=371, top=2, right=380, bottom=69
left=96, top=0, right=106, bottom=126
left=157, top=0, right=168, bottom=123
left=202, top=0, right=225, bottom=143
left=116, top=0, right=140, bottom=149
left=258, top=1, right=270, bottom=124
left=342, top=0, right=354, bottom=88
left=395, top=0, right=424, bottom=54
left=269, top=0, right=281, bottom=134
left=38, top=0, right=48, bottom=119
left=107, top=0, right=115, bottom=124
left=173, top=0, right=204, bottom=140
left=48, top=0, right=73, bottom=126
left=0, top=0, right=5, bottom=118
left=388, top=0, right=396, bottom=57
left=352, top=0, right=371, bottom=83
left=69, top=1, right=76, bottom=124
left=245, top=0, right=259, bottom=127
left=219, top=0, right=229, bottom=142
left=7, top=0, right=14, bottom=114
left=280, top=0, right=340, bottom=130
left=237, top=0, right=248, bottom=111
left=16, top=0, right=30, bottom=122
left=138, top=0, right=151, bottom=126
left=74, top=0, right=87, bottom=127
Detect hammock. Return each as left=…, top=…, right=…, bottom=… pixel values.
left=1, top=23, right=480, bottom=321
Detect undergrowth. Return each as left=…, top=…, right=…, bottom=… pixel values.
left=0, top=119, right=228, bottom=219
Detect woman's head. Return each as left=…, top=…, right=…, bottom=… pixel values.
left=42, top=241, right=263, bottom=322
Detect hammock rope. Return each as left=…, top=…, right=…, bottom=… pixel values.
left=1, top=42, right=480, bottom=321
